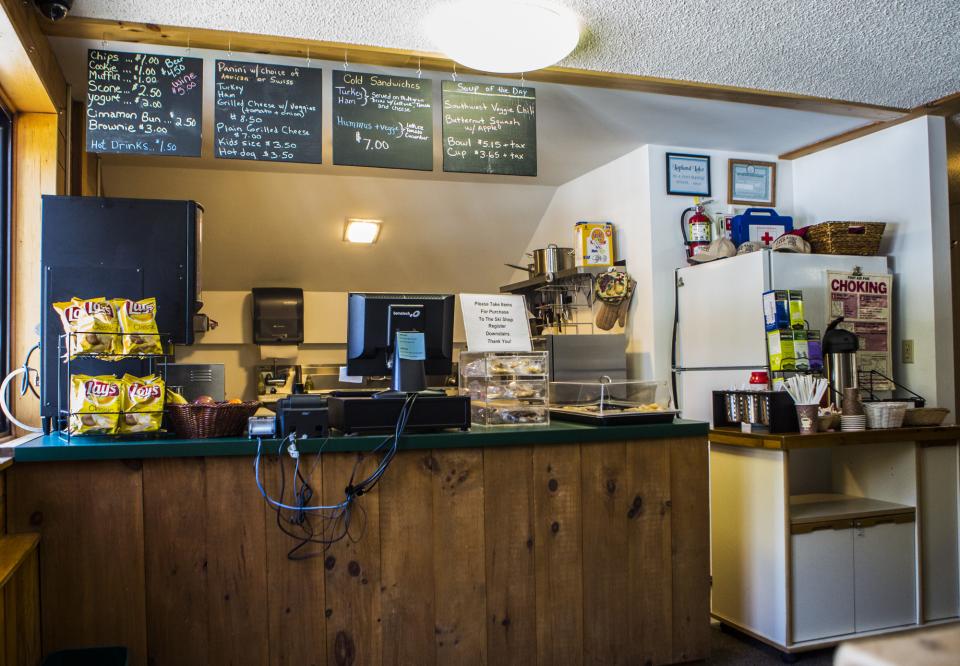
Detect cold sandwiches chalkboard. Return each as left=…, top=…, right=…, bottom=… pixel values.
left=332, top=70, right=433, bottom=171
left=441, top=80, right=536, bottom=176
left=86, top=49, right=203, bottom=156
left=214, top=60, right=323, bottom=163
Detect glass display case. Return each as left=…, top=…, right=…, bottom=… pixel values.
left=549, top=379, right=677, bottom=425
left=459, top=352, right=549, bottom=426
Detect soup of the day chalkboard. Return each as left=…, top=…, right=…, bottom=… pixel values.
left=214, top=60, right=323, bottom=163
left=332, top=70, right=433, bottom=171
left=441, top=80, right=537, bottom=176
left=86, top=49, right=203, bottom=156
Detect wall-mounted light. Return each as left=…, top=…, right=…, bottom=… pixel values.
left=343, top=218, right=382, bottom=244
left=425, top=1, right=581, bottom=74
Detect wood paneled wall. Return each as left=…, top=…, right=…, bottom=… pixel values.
left=10, top=113, right=62, bottom=434
left=7, top=438, right=710, bottom=666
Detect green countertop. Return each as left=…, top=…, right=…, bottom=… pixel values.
left=12, top=419, right=708, bottom=462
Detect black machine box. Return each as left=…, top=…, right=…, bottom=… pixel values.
left=327, top=395, right=471, bottom=434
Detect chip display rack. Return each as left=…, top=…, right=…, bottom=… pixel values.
left=56, top=331, right=174, bottom=442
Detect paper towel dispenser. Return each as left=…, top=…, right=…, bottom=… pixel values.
left=252, top=288, right=304, bottom=344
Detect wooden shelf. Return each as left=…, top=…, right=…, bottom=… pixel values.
left=710, top=425, right=960, bottom=450
left=790, top=493, right=915, bottom=525
left=0, top=533, right=40, bottom=588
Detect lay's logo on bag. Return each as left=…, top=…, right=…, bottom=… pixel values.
left=125, top=300, right=155, bottom=315
left=83, top=378, right=120, bottom=399
left=62, top=300, right=114, bottom=322
left=128, top=383, right=162, bottom=400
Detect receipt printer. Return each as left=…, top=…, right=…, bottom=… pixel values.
left=277, top=394, right=328, bottom=438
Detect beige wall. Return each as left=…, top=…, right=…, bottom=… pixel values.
left=185, top=290, right=467, bottom=399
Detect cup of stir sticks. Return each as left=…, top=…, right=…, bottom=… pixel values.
left=795, top=404, right=820, bottom=434
left=782, top=376, right=829, bottom=434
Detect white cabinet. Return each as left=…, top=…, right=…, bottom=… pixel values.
left=791, top=526, right=855, bottom=642
left=791, top=500, right=916, bottom=642
left=853, top=519, right=917, bottom=632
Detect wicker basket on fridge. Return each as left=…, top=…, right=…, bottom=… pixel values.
left=805, top=221, right=886, bottom=256
left=166, top=401, right=261, bottom=438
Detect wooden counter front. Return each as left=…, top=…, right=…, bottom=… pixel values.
left=6, top=435, right=709, bottom=665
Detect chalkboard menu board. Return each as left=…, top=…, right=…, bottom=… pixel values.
left=214, top=60, right=323, bottom=163
left=332, top=70, right=433, bottom=171
left=442, top=81, right=537, bottom=176
left=86, top=49, right=203, bottom=156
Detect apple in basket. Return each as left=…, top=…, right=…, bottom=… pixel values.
left=193, top=395, right=216, bottom=405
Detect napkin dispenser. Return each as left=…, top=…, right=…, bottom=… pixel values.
left=252, top=287, right=304, bottom=344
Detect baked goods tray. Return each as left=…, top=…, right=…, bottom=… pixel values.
left=549, top=405, right=678, bottom=426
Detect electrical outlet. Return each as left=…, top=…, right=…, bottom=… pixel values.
left=902, top=339, right=915, bottom=364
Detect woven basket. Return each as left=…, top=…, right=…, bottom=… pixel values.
left=902, top=407, right=949, bottom=427
left=806, top=222, right=886, bottom=256
left=863, top=401, right=910, bottom=429
left=166, top=401, right=261, bottom=438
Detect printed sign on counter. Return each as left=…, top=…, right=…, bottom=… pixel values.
left=459, top=294, right=531, bottom=352
left=214, top=60, right=323, bottom=163
left=86, top=49, right=203, bottom=156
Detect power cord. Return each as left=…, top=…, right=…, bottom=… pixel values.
left=255, top=392, right=418, bottom=559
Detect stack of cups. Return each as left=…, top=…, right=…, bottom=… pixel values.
left=840, top=387, right=866, bottom=432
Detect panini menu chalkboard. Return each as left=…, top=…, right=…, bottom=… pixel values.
left=442, top=81, right=536, bottom=176
left=86, top=49, right=202, bottom=156
left=332, top=70, right=433, bottom=171
left=214, top=60, right=323, bottom=163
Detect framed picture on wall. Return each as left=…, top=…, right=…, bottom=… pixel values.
left=666, top=153, right=711, bottom=197
left=728, top=159, right=777, bottom=206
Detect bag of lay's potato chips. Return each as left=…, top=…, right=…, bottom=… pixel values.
left=119, top=374, right=165, bottom=434
left=69, top=374, right=122, bottom=435
left=115, top=297, right=163, bottom=356
left=53, top=297, right=119, bottom=358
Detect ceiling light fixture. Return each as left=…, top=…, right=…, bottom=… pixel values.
left=425, top=0, right=581, bottom=74
left=343, top=218, right=382, bottom=244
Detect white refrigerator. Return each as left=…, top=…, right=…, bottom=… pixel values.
left=675, top=250, right=890, bottom=423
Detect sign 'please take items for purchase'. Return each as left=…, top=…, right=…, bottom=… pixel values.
left=459, top=294, right=532, bottom=352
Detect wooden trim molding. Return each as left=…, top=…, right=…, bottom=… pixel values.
left=40, top=15, right=907, bottom=122
left=780, top=90, right=960, bottom=160
left=0, top=0, right=67, bottom=112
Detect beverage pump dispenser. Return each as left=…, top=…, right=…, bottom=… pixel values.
left=823, top=317, right=859, bottom=404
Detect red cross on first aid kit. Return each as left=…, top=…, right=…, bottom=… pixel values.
left=731, top=208, right=794, bottom=247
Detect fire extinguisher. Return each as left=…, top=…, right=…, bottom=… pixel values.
left=681, top=200, right=713, bottom=262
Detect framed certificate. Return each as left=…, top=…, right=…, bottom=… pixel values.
left=666, top=153, right=711, bottom=197
left=728, top=159, right=777, bottom=206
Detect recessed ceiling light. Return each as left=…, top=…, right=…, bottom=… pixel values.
left=425, top=0, right=581, bottom=74
left=343, top=218, right=382, bottom=244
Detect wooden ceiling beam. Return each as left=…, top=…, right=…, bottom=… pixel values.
left=779, top=90, right=960, bottom=160
left=0, top=0, right=67, bottom=112
left=41, top=15, right=907, bottom=122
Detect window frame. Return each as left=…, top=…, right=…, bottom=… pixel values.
left=0, top=103, right=11, bottom=434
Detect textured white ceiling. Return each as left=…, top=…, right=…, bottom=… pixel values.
left=69, top=0, right=960, bottom=109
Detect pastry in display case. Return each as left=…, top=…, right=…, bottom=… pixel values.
left=459, top=352, right=549, bottom=426
left=550, top=379, right=677, bottom=425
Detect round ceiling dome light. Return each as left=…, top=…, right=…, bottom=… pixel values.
left=425, top=0, right=581, bottom=74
